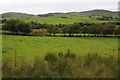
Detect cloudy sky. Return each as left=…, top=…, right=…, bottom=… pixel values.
left=0, top=0, right=119, bottom=15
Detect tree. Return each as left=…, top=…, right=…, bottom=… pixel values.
left=71, top=24, right=80, bottom=36
left=16, top=21, right=32, bottom=34
left=30, top=21, right=42, bottom=29
left=62, top=24, right=80, bottom=37
left=3, top=19, right=32, bottom=34
left=96, top=24, right=105, bottom=37
left=57, top=23, right=65, bottom=28
left=66, top=25, right=73, bottom=36
left=114, top=25, right=120, bottom=36
left=62, top=26, right=67, bottom=36
left=3, top=19, right=21, bottom=33
left=81, top=26, right=89, bottom=36
left=103, top=24, right=116, bottom=36
left=46, top=24, right=60, bottom=36
left=52, top=26, right=60, bottom=36
left=46, top=24, right=54, bottom=36
left=1, top=18, right=7, bottom=24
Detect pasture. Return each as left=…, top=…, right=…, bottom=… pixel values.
left=1, top=9, right=119, bottom=78
left=2, top=35, right=118, bottom=62
left=2, top=34, right=119, bottom=78
left=24, top=16, right=118, bottom=24
left=4, top=13, right=118, bottom=24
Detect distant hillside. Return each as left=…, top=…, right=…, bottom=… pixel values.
left=38, top=9, right=118, bottom=17
left=2, top=12, right=39, bottom=19
left=1, top=9, right=119, bottom=24
left=1, top=9, right=118, bottom=18
left=80, top=9, right=118, bottom=16
left=38, top=12, right=70, bottom=17
left=80, top=9, right=112, bottom=13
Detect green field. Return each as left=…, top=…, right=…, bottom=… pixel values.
left=24, top=16, right=118, bottom=24
left=3, top=12, right=118, bottom=24
left=1, top=9, right=119, bottom=78
left=2, top=33, right=119, bottom=78
left=2, top=35, right=118, bottom=61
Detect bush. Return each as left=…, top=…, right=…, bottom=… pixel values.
left=55, top=57, right=70, bottom=77
left=58, top=52, right=63, bottom=57
left=65, top=49, right=76, bottom=59
left=2, top=51, right=118, bottom=78
left=32, top=29, right=48, bottom=36
left=44, top=53, right=57, bottom=63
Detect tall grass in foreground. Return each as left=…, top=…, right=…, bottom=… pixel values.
left=2, top=51, right=118, bottom=78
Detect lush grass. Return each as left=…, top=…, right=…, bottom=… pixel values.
left=2, top=11, right=119, bottom=78
left=5, top=14, right=119, bottom=24
left=24, top=16, right=118, bottom=24
left=2, top=51, right=118, bottom=78
left=2, top=35, right=118, bottom=78
left=2, top=35, right=118, bottom=61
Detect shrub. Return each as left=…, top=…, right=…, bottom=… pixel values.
left=58, top=52, right=63, bottom=57
left=44, top=53, right=57, bottom=63
left=32, top=29, right=48, bottom=36
left=65, top=49, right=76, bottom=59
left=55, top=58, right=70, bottom=77
left=2, top=51, right=118, bottom=78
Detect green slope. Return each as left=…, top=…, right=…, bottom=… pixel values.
left=1, top=9, right=119, bottom=24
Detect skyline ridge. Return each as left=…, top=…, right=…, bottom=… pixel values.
left=1, top=9, right=119, bottom=15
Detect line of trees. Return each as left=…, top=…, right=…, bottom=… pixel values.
left=30, top=21, right=120, bottom=37
left=2, top=19, right=120, bottom=37
left=96, top=16, right=120, bottom=20
left=62, top=23, right=120, bottom=37
left=28, top=22, right=120, bottom=36
left=88, top=15, right=120, bottom=20
left=3, top=19, right=32, bottom=34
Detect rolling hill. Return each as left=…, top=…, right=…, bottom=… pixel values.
left=1, top=9, right=119, bottom=24
left=80, top=9, right=118, bottom=16
left=38, top=9, right=118, bottom=17
left=2, top=12, right=39, bottom=19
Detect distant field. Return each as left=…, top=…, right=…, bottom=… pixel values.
left=23, top=12, right=119, bottom=24
left=4, top=13, right=118, bottom=24
left=23, top=16, right=118, bottom=24
left=2, top=35, right=118, bottom=62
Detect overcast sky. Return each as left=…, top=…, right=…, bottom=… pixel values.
left=0, top=0, right=119, bottom=15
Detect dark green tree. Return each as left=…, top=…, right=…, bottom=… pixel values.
left=46, top=24, right=60, bottom=36
left=71, top=24, right=80, bottom=36
left=62, top=26, right=67, bottom=36
left=114, top=25, right=120, bottom=36
left=103, top=24, right=115, bottom=36
left=46, top=24, right=54, bottom=36
left=3, top=19, right=21, bottom=34
left=52, top=26, right=60, bottom=36
left=66, top=25, right=73, bottom=36
left=16, top=21, right=32, bottom=34
left=81, top=26, right=89, bottom=36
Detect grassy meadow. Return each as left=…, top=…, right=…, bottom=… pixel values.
left=24, top=16, right=118, bottom=24
left=1, top=10, right=119, bottom=78
left=3, top=12, right=119, bottom=24
left=2, top=34, right=119, bottom=78
left=2, top=35, right=118, bottom=61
